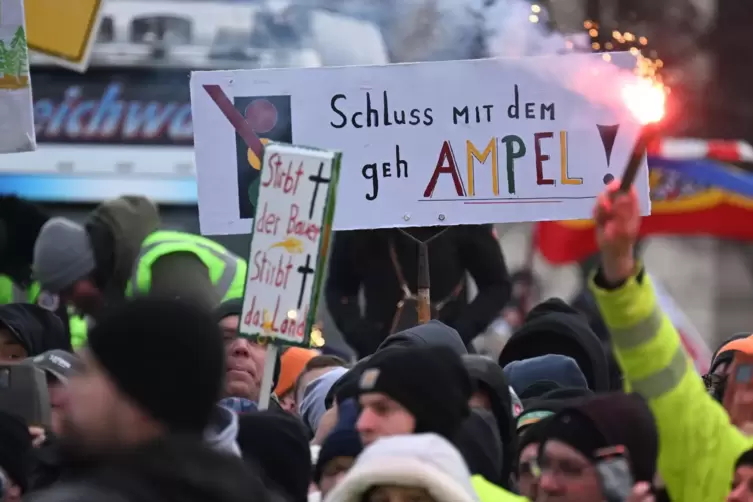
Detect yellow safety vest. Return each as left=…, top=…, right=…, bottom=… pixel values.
left=125, top=230, right=247, bottom=301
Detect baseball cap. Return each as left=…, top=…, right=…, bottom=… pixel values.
left=23, top=350, right=82, bottom=384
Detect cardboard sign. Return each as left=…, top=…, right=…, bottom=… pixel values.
left=190, top=52, right=651, bottom=235
left=0, top=0, right=34, bottom=153
left=238, top=142, right=340, bottom=347
left=25, top=0, right=102, bottom=71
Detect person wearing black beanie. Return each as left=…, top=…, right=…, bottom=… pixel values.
left=355, top=345, right=471, bottom=446
left=60, top=297, right=225, bottom=456
left=537, top=393, right=659, bottom=501
left=236, top=411, right=311, bottom=502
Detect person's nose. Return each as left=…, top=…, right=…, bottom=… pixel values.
left=537, top=470, right=562, bottom=495
left=229, top=338, right=252, bottom=358
left=356, top=408, right=378, bottom=435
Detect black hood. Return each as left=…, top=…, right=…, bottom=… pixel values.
left=454, top=408, right=503, bottom=486
left=377, top=320, right=468, bottom=355
left=27, top=436, right=279, bottom=502
left=462, top=355, right=515, bottom=487
left=0, top=304, right=71, bottom=356
left=498, top=298, right=611, bottom=392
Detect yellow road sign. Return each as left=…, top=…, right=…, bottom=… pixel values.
left=24, top=0, right=102, bottom=71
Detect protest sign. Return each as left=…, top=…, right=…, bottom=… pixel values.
left=190, top=52, right=651, bottom=235
left=238, top=142, right=341, bottom=348
left=0, top=0, right=34, bottom=153
left=24, top=0, right=101, bottom=71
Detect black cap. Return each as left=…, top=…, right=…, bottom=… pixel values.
left=24, top=350, right=82, bottom=384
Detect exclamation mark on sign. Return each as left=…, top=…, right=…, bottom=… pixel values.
left=596, top=124, right=620, bottom=184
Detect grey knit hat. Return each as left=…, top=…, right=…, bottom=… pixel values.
left=33, top=217, right=96, bottom=293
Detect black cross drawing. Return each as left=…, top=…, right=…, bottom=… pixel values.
left=297, top=254, right=315, bottom=310
left=308, top=161, right=331, bottom=219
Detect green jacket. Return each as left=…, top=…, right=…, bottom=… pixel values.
left=471, top=475, right=528, bottom=502
left=590, top=268, right=753, bottom=502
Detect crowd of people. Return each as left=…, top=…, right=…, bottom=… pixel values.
left=0, top=183, right=751, bottom=502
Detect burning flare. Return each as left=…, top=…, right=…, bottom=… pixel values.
left=622, top=76, right=666, bottom=125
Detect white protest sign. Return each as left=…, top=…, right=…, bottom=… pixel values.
left=0, top=0, right=35, bottom=153
left=190, top=52, right=650, bottom=235
left=239, top=143, right=341, bottom=347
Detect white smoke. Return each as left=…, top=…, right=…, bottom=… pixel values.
left=299, top=0, right=588, bottom=63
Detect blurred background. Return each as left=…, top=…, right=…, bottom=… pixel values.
left=3, top=0, right=753, bottom=349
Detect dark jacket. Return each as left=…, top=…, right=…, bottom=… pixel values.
left=325, top=225, right=510, bottom=356
left=86, top=196, right=218, bottom=315
left=498, top=298, right=612, bottom=392
left=462, top=355, right=516, bottom=488
left=24, top=436, right=279, bottom=502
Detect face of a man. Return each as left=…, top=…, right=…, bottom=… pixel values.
left=0, top=328, right=26, bottom=362
left=356, top=392, right=415, bottom=446
left=536, top=440, right=603, bottom=502
left=517, top=442, right=539, bottom=500
left=220, top=315, right=267, bottom=401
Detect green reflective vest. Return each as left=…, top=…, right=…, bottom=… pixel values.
left=125, top=230, right=247, bottom=301
left=0, top=275, right=89, bottom=348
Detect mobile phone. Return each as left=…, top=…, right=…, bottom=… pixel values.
left=0, top=365, right=51, bottom=427
left=723, top=353, right=753, bottom=427
left=595, top=446, right=634, bottom=502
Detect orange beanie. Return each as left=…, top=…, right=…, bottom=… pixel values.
left=274, top=347, right=319, bottom=396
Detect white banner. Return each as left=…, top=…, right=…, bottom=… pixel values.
left=0, top=0, right=34, bottom=153
left=239, top=142, right=340, bottom=347
left=190, top=52, right=650, bottom=235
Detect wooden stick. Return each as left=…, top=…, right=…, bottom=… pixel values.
left=257, top=344, right=279, bottom=410
left=417, top=241, right=431, bottom=324
left=619, top=124, right=659, bottom=192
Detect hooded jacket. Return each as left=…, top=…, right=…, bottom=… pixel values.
left=86, top=196, right=219, bottom=312
left=498, top=298, right=611, bottom=392
left=204, top=405, right=241, bottom=457
left=0, top=303, right=71, bottom=355
left=24, top=436, right=280, bottom=502
left=237, top=411, right=312, bottom=502
left=377, top=319, right=469, bottom=356
left=454, top=409, right=503, bottom=486
left=462, top=355, right=515, bottom=488
left=325, top=433, right=479, bottom=502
